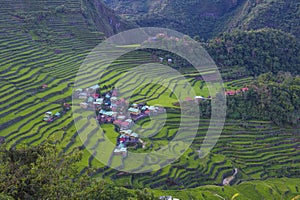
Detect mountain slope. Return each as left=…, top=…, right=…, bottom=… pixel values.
left=0, top=0, right=130, bottom=54
left=103, top=0, right=244, bottom=39
left=206, top=28, right=300, bottom=79
left=0, top=0, right=130, bottom=131
left=227, top=0, right=300, bottom=39
left=103, top=0, right=300, bottom=39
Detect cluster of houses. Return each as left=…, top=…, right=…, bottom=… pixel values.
left=114, top=129, right=145, bottom=156
left=75, top=84, right=165, bottom=156
left=43, top=103, right=70, bottom=123
left=43, top=111, right=61, bottom=122
left=183, top=87, right=249, bottom=103
left=225, top=87, right=249, bottom=96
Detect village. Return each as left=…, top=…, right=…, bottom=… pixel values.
left=73, top=84, right=165, bottom=156
left=42, top=102, right=71, bottom=122
left=42, top=83, right=249, bottom=157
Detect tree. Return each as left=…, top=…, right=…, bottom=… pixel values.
left=0, top=141, right=158, bottom=199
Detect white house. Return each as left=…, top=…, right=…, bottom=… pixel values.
left=89, top=84, right=100, bottom=90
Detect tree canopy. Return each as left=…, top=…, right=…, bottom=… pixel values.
left=207, top=29, right=300, bottom=79
left=225, top=72, right=300, bottom=127
left=0, top=141, right=158, bottom=200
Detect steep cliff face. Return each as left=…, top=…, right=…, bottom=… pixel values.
left=81, top=0, right=133, bottom=36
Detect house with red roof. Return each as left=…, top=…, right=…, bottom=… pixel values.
left=241, top=87, right=249, bottom=92
left=185, top=97, right=193, bottom=101
left=121, top=121, right=131, bottom=129
left=113, top=119, right=123, bottom=126
left=63, top=103, right=71, bottom=110
left=93, top=93, right=99, bottom=98
left=145, top=110, right=150, bottom=115
left=225, top=90, right=236, bottom=96
left=112, top=89, right=118, bottom=97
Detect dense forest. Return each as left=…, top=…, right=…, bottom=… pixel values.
left=103, top=0, right=244, bottom=38
left=147, top=28, right=300, bottom=80
left=228, top=72, right=300, bottom=126
left=103, top=0, right=300, bottom=40
left=199, top=72, right=300, bottom=127
left=232, top=0, right=300, bottom=40
left=206, top=29, right=300, bottom=79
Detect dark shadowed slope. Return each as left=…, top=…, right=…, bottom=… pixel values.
left=102, top=0, right=300, bottom=39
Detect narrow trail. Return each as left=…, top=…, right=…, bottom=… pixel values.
left=222, top=168, right=238, bottom=186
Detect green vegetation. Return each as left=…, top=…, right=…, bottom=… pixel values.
left=198, top=72, right=300, bottom=127
left=103, top=0, right=300, bottom=40
left=0, top=0, right=299, bottom=199
left=71, top=55, right=299, bottom=189
left=0, top=141, right=158, bottom=199
left=226, top=72, right=300, bottom=126
left=230, top=0, right=300, bottom=40
left=148, top=28, right=300, bottom=80
left=206, top=29, right=300, bottom=79
left=151, top=178, right=300, bottom=200
left=1, top=142, right=299, bottom=199
left=103, top=0, right=244, bottom=39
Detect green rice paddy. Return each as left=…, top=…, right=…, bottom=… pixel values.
left=0, top=0, right=299, bottom=196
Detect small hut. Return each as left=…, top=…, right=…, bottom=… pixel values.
left=80, top=102, right=88, bottom=109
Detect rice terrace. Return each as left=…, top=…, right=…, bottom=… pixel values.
left=0, top=0, right=300, bottom=199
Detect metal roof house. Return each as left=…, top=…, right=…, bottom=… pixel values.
left=89, top=84, right=100, bottom=90
left=128, top=107, right=140, bottom=115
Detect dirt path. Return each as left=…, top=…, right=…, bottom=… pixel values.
left=222, top=168, right=238, bottom=186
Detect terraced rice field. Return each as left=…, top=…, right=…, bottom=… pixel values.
left=151, top=178, right=300, bottom=199
left=70, top=46, right=299, bottom=189
left=0, top=0, right=299, bottom=191
left=0, top=0, right=104, bottom=148
left=95, top=117, right=299, bottom=190
left=225, top=77, right=253, bottom=90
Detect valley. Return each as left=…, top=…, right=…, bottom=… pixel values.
left=0, top=0, right=299, bottom=199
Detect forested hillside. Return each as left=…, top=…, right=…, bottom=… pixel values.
left=227, top=72, right=300, bottom=126
left=198, top=72, right=300, bottom=127
left=206, top=29, right=300, bottom=79
left=103, top=0, right=300, bottom=39
left=229, top=0, right=300, bottom=40
left=149, top=28, right=300, bottom=80
left=103, top=0, right=244, bottom=39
